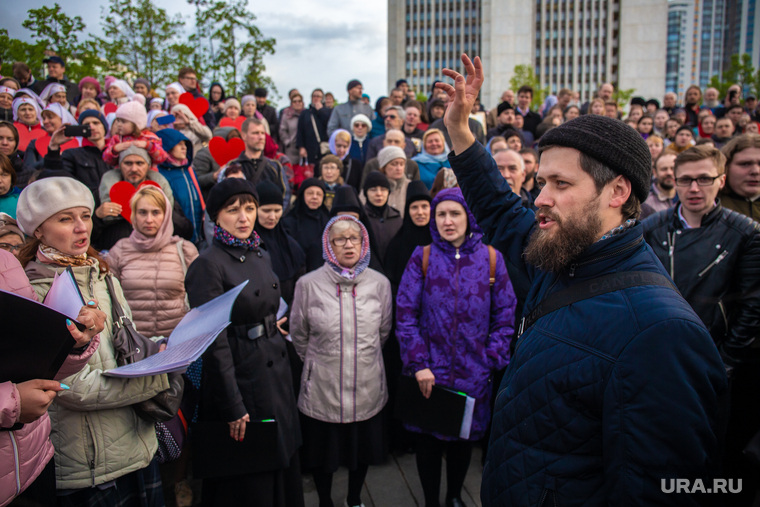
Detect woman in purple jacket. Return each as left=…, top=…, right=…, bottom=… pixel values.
left=396, top=187, right=516, bottom=507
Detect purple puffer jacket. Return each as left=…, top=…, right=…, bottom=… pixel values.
left=0, top=250, right=98, bottom=506
left=396, top=188, right=516, bottom=441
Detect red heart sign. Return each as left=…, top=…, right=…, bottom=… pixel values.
left=109, top=180, right=162, bottom=223
left=208, top=137, right=245, bottom=166
left=179, top=92, right=209, bottom=119
left=103, top=102, right=118, bottom=115
left=15, top=123, right=46, bottom=152
left=218, top=116, right=245, bottom=131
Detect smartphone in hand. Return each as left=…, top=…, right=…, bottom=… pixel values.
left=63, top=125, right=92, bottom=138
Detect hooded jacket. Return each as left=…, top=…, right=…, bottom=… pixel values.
left=395, top=188, right=515, bottom=441
left=24, top=259, right=169, bottom=490
left=155, top=128, right=205, bottom=243
left=291, top=216, right=392, bottom=423
left=0, top=251, right=99, bottom=506
left=451, top=141, right=728, bottom=506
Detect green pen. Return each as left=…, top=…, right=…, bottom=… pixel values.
left=261, top=419, right=275, bottom=422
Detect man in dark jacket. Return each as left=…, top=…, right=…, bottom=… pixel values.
left=439, top=55, right=728, bottom=506
left=643, top=144, right=760, bottom=506
left=254, top=88, right=280, bottom=146
left=235, top=118, right=287, bottom=203
left=30, top=56, right=79, bottom=105
left=43, top=109, right=110, bottom=205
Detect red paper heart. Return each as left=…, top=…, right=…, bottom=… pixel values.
left=218, top=116, right=245, bottom=131
left=109, top=180, right=162, bottom=223
left=179, top=92, right=209, bottom=119
left=103, top=102, right=118, bottom=115
left=208, top=137, right=245, bottom=166
left=15, top=123, right=46, bottom=152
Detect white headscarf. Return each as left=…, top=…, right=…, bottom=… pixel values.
left=39, top=83, right=67, bottom=105
left=12, top=97, right=42, bottom=123
left=107, top=79, right=136, bottom=100
left=43, top=103, right=78, bottom=125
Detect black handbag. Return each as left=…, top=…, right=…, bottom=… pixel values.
left=106, top=275, right=184, bottom=423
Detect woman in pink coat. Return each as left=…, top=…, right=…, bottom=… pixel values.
left=0, top=249, right=105, bottom=506
left=107, top=185, right=198, bottom=338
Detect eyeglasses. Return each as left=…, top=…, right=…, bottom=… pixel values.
left=332, top=236, right=362, bottom=247
left=674, top=175, right=721, bottom=187
left=0, top=243, right=22, bottom=252
left=384, top=115, right=398, bottom=120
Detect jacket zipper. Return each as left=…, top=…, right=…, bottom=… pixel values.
left=667, top=231, right=676, bottom=278
left=9, top=430, right=20, bottom=495
left=338, top=283, right=344, bottom=423
left=568, top=237, right=643, bottom=277
left=718, top=300, right=729, bottom=332
left=698, top=250, right=729, bottom=277
left=449, top=249, right=460, bottom=385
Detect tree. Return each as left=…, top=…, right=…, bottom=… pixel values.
left=708, top=53, right=756, bottom=99
left=509, top=65, right=548, bottom=111
left=613, top=88, right=635, bottom=110
left=14, top=4, right=101, bottom=81
left=98, top=0, right=194, bottom=88
left=192, top=0, right=276, bottom=96
left=0, top=29, right=47, bottom=77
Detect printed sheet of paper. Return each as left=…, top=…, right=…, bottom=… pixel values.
left=103, top=281, right=248, bottom=378
left=43, top=268, right=85, bottom=321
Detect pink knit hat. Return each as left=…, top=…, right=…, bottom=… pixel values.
left=78, top=76, right=101, bottom=94
left=115, top=101, right=147, bottom=131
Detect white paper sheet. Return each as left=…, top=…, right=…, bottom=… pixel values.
left=104, top=281, right=248, bottom=378
left=43, top=269, right=85, bottom=321
left=459, top=394, right=476, bottom=440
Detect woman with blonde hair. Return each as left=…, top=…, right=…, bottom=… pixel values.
left=107, top=185, right=199, bottom=337
left=412, top=128, right=450, bottom=189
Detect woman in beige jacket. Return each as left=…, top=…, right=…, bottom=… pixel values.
left=290, top=215, right=392, bottom=507
left=107, top=185, right=198, bottom=338
left=16, top=177, right=169, bottom=505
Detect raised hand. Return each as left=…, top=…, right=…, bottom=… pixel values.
left=436, top=54, right=484, bottom=154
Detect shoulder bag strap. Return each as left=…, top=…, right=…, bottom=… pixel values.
left=176, top=241, right=191, bottom=310
left=105, top=274, right=130, bottom=328
left=310, top=112, right=322, bottom=143
left=517, top=271, right=679, bottom=337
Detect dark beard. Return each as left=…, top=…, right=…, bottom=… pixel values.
left=659, top=179, right=674, bottom=191
left=524, top=199, right=603, bottom=272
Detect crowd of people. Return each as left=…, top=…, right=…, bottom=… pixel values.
left=0, top=50, right=759, bottom=507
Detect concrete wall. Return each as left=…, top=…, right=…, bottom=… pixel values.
left=387, top=0, right=407, bottom=93
left=618, top=0, right=668, bottom=101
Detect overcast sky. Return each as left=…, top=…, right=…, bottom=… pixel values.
left=3, top=0, right=389, bottom=109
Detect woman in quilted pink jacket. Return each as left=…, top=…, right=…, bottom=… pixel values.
left=0, top=249, right=104, bottom=506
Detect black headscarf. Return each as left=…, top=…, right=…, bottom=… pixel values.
left=281, top=178, right=330, bottom=272
left=254, top=181, right=306, bottom=288
left=383, top=180, right=433, bottom=288
left=208, top=82, right=226, bottom=107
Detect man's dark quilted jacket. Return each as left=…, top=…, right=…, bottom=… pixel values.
left=450, top=142, right=729, bottom=506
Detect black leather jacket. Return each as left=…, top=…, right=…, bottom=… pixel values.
left=643, top=202, right=760, bottom=363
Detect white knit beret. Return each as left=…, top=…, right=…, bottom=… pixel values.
left=16, top=177, right=95, bottom=235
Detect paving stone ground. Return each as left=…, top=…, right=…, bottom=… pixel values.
left=303, top=447, right=483, bottom=507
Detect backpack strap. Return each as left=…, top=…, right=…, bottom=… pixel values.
left=421, top=245, right=431, bottom=279
left=488, top=246, right=497, bottom=286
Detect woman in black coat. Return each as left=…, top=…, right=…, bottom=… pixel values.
left=185, top=178, right=303, bottom=507
left=281, top=178, right=330, bottom=273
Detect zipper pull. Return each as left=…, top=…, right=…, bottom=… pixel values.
left=455, top=248, right=460, bottom=260
left=568, top=264, right=576, bottom=277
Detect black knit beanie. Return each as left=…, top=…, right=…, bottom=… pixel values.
left=206, top=178, right=258, bottom=221
left=363, top=171, right=391, bottom=195
left=405, top=180, right=431, bottom=206
left=538, top=115, right=651, bottom=202
left=256, top=181, right=283, bottom=207
left=330, top=185, right=363, bottom=216
left=497, top=101, right=513, bottom=116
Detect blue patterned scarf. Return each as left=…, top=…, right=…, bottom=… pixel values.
left=213, top=224, right=261, bottom=250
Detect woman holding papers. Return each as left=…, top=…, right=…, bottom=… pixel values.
left=396, top=188, right=516, bottom=507
left=15, top=176, right=171, bottom=506
left=0, top=248, right=105, bottom=507
left=290, top=215, right=392, bottom=507
left=107, top=185, right=199, bottom=337
left=184, top=178, right=303, bottom=507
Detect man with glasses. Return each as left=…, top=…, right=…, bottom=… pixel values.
left=0, top=214, right=24, bottom=258
left=366, top=106, right=416, bottom=160
left=643, top=144, right=760, bottom=345
left=643, top=141, right=760, bottom=507
left=177, top=66, right=216, bottom=129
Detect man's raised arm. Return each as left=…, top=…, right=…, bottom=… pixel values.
left=436, top=55, right=482, bottom=155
